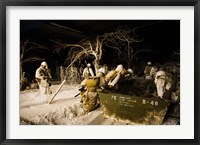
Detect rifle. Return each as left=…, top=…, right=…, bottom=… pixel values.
left=74, top=92, right=80, bottom=98
left=73, top=86, right=86, bottom=98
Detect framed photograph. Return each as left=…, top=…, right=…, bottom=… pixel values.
left=0, top=0, right=199, bottom=145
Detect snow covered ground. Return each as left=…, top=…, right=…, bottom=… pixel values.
left=20, top=84, right=102, bottom=125
left=20, top=84, right=179, bottom=125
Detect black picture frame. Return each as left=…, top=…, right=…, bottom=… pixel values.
left=0, top=0, right=199, bottom=145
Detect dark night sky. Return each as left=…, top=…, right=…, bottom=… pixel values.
left=20, top=20, right=180, bottom=80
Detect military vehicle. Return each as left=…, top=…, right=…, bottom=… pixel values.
left=98, top=79, right=180, bottom=125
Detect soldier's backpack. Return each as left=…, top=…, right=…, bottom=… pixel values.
left=81, top=76, right=100, bottom=112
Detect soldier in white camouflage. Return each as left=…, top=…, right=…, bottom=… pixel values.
left=81, top=63, right=95, bottom=86
left=35, top=61, right=52, bottom=96
left=144, top=62, right=157, bottom=80
left=105, top=64, right=133, bottom=90
left=154, top=67, right=172, bottom=98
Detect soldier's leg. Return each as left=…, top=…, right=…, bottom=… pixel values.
left=47, top=85, right=52, bottom=94
left=109, top=73, right=120, bottom=88
left=156, top=79, right=165, bottom=98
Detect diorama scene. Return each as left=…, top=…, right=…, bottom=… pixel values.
left=20, top=20, right=180, bottom=125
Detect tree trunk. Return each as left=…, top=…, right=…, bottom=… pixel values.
left=94, top=57, right=100, bottom=75
left=93, top=37, right=102, bottom=75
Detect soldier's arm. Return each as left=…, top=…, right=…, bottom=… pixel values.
left=35, top=68, right=44, bottom=80
left=47, top=69, right=52, bottom=79
left=83, top=68, right=86, bottom=78
left=89, top=68, right=94, bottom=76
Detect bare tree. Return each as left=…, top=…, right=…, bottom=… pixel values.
left=101, top=26, right=142, bottom=67
left=52, top=37, right=102, bottom=74
left=20, top=40, right=49, bottom=82
left=52, top=25, right=142, bottom=74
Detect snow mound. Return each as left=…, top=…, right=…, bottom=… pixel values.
left=30, top=103, right=102, bottom=125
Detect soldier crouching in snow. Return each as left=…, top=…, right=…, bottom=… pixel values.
left=105, top=64, right=124, bottom=89
left=79, top=76, right=100, bottom=113
left=35, top=61, right=52, bottom=96
left=105, top=64, right=133, bottom=90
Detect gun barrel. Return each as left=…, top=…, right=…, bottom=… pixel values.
left=74, top=93, right=80, bottom=98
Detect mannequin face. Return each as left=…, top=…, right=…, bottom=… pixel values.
left=41, top=65, right=47, bottom=69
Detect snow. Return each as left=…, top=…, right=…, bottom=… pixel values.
left=20, top=85, right=103, bottom=125
left=20, top=84, right=179, bottom=125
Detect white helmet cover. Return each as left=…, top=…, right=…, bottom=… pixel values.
left=127, top=68, right=133, bottom=74
left=115, top=64, right=123, bottom=72
left=41, top=61, right=48, bottom=67
left=147, top=62, right=152, bottom=65
left=87, top=63, right=91, bottom=67
left=156, top=70, right=166, bottom=76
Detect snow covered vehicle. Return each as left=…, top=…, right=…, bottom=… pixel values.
left=98, top=79, right=179, bottom=125
left=99, top=90, right=169, bottom=125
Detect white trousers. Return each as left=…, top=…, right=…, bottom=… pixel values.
left=39, top=80, right=51, bottom=96
left=108, top=73, right=121, bottom=87
left=155, top=78, right=172, bottom=98
left=155, top=78, right=165, bottom=98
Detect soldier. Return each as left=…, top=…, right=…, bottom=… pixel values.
left=154, top=68, right=172, bottom=98
left=96, top=65, right=107, bottom=88
left=105, top=64, right=133, bottom=89
left=81, top=63, right=95, bottom=86
left=143, top=62, right=157, bottom=95
left=80, top=76, right=100, bottom=113
left=105, top=64, right=123, bottom=88
left=35, top=61, right=52, bottom=96
left=144, top=62, right=152, bottom=79
left=144, top=62, right=157, bottom=80
left=82, top=63, right=94, bottom=79
left=123, top=68, right=134, bottom=81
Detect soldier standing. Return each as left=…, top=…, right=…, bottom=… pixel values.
left=81, top=63, right=94, bottom=86
left=144, top=62, right=157, bottom=80
left=144, top=62, right=157, bottom=94
left=35, top=61, right=52, bottom=96
left=96, top=65, right=107, bottom=88
left=82, top=63, right=94, bottom=79
left=154, top=68, right=172, bottom=98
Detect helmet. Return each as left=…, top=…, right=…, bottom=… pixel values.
left=156, top=70, right=166, bottom=77
left=41, top=61, right=48, bottom=67
left=98, top=67, right=106, bottom=74
left=127, top=68, right=133, bottom=74
left=147, top=62, right=152, bottom=65
left=87, top=63, right=91, bottom=67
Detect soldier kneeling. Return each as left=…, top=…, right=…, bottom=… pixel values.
left=80, top=76, right=100, bottom=113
